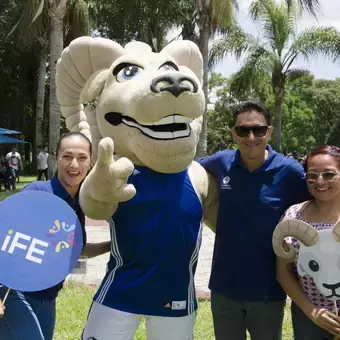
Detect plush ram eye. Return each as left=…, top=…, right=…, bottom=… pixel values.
left=308, top=260, right=319, bottom=272
left=116, top=65, right=142, bottom=82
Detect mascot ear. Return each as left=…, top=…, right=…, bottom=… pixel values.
left=81, top=69, right=109, bottom=103
left=161, top=40, right=203, bottom=84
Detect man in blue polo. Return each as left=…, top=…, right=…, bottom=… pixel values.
left=199, top=100, right=310, bottom=340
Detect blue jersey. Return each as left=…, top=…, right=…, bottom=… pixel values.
left=94, top=165, right=203, bottom=317
left=199, top=145, right=310, bottom=301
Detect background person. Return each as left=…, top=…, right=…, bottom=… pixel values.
left=37, top=146, right=49, bottom=181
left=5, top=146, right=22, bottom=189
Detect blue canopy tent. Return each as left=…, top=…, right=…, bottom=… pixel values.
left=0, top=127, right=21, bottom=135
left=0, top=135, right=28, bottom=144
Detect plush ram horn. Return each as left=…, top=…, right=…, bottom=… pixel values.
left=332, top=221, right=340, bottom=242
left=56, top=36, right=125, bottom=138
left=272, top=219, right=319, bottom=263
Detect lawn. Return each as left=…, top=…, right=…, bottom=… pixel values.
left=0, top=175, right=36, bottom=201
left=1, top=177, right=294, bottom=339
left=56, top=284, right=293, bottom=340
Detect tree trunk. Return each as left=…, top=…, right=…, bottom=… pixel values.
left=195, top=10, right=210, bottom=159
left=48, top=0, right=67, bottom=152
left=35, top=49, right=47, bottom=167
left=272, top=82, right=285, bottom=152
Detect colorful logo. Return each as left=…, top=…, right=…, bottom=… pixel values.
left=47, top=219, right=76, bottom=252
left=0, top=190, right=83, bottom=292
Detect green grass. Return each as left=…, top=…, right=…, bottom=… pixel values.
left=0, top=176, right=36, bottom=201
left=55, top=284, right=293, bottom=340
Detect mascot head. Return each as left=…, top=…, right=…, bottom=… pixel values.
left=56, top=37, right=205, bottom=173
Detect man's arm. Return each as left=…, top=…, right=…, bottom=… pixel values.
left=81, top=241, right=110, bottom=258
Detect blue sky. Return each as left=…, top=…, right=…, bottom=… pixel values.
left=213, top=0, right=340, bottom=80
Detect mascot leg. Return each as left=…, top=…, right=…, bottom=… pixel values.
left=81, top=302, right=141, bottom=340
left=146, top=313, right=196, bottom=340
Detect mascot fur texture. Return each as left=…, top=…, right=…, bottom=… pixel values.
left=56, top=36, right=219, bottom=339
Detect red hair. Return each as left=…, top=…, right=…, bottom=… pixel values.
left=304, top=145, right=340, bottom=172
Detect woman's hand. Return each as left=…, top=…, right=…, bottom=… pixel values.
left=307, top=307, right=340, bottom=336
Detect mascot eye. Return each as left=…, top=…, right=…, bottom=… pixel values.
left=116, top=65, right=142, bottom=82
left=159, top=62, right=179, bottom=72
left=308, top=260, right=319, bottom=272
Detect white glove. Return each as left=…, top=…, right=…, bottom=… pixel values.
left=83, top=137, right=136, bottom=204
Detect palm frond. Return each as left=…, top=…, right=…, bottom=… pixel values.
left=229, top=58, right=271, bottom=96
left=212, top=0, right=234, bottom=31
left=229, top=48, right=273, bottom=95
left=31, top=0, right=44, bottom=26
left=290, top=26, right=340, bottom=64
left=250, top=0, right=299, bottom=56
left=64, top=0, right=90, bottom=47
left=16, top=0, right=49, bottom=48
left=286, top=0, right=320, bottom=17
left=285, top=68, right=310, bottom=81
left=208, top=26, right=256, bottom=69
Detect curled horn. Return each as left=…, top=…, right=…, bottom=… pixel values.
left=56, top=36, right=125, bottom=139
left=332, top=221, right=340, bottom=242
left=272, top=219, right=319, bottom=263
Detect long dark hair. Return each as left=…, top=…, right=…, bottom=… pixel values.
left=304, top=145, right=340, bottom=172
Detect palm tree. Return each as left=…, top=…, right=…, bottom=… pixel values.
left=195, top=0, right=237, bottom=158
left=209, top=0, right=340, bottom=151
left=10, top=0, right=89, bottom=153
left=11, top=0, right=49, bottom=161
left=49, top=0, right=89, bottom=151
left=48, top=0, right=69, bottom=152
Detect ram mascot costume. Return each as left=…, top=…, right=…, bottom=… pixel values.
left=56, top=37, right=219, bottom=340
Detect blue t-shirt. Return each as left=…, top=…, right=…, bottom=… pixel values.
left=199, top=145, right=310, bottom=301
left=18, top=176, right=86, bottom=300
left=94, top=165, right=203, bottom=317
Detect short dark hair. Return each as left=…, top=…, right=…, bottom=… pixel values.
left=232, top=100, right=271, bottom=126
left=304, top=145, right=340, bottom=172
left=56, top=132, right=92, bottom=157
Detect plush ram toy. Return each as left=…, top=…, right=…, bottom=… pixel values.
left=273, top=219, right=340, bottom=301
left=55, top=37, right=219, bottom=338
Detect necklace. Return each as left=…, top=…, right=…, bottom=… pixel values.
left=303, top=200, right=340, bottom=224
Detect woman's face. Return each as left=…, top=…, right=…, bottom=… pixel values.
left=57, top=136, right=91, bottom=191
left=306, top=154, right=340, bottom=202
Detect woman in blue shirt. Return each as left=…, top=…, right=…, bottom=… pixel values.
left=0, top=132, right=110, bottom=340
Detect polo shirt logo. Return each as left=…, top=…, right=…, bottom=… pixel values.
left=221, top=176, right=232, bottom=190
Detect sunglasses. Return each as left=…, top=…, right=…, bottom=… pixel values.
left=234, top=126, right=268, bottom=137
left=306, top=171, right=340, bottom=184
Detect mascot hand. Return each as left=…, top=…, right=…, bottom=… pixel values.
left=87, top=137, right=136, bottom=203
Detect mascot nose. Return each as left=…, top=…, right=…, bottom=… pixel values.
left=150, top=73, right=198, bottom=97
